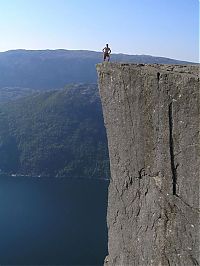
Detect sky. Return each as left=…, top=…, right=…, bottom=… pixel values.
left=0, top=0, right=199, bottom=62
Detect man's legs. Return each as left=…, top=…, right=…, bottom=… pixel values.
left=103, top=54, right=110, bottom=61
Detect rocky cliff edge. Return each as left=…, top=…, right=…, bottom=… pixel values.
left=97, top=63, right=199, bottom=266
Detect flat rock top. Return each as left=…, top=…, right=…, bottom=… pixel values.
left=96, top=63, right=199, bottom=77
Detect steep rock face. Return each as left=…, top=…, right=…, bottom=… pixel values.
left=97, top=63, right=199, bottom=266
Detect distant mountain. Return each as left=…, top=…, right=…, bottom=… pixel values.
left=0, top=84, right=110, bottom=178
left=0, top=49, right=194, bottom=90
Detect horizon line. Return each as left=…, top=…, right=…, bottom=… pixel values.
left=0, top=48, right=197, bottom=63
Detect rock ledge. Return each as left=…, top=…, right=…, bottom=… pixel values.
left=97, top=63, right=199, bottom=266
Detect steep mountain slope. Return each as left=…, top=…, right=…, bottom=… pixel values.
left=0, top=84, right=110, bottom=178
left=0, top=49, right=193, bottom=90
left=0, top=87, right=38, bottom=103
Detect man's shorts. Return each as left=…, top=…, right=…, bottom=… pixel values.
left=104, top=53, right=110, bottom=60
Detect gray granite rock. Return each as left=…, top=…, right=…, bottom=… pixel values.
left=97, top=63, right=199, bottom=266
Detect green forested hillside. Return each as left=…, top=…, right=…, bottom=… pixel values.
left=0, top=84, right=110, bottom=178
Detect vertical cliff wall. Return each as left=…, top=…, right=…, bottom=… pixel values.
left=97, top=63, right=199, bottom=266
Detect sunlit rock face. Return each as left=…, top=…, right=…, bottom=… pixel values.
left=97, top=63, right=199, bottom=266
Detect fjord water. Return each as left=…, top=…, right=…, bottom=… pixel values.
left=0, top=175, right=109, bottom=265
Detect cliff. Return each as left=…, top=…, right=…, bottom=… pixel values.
left=97, top=63, right=199, bottom=266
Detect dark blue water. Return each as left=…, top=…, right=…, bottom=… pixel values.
left=0, top=175, right=109, bottom=265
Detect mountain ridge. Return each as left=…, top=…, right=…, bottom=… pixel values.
left=0, top=49, right=195, bottom=64
left=0, top=49, right=195, bottom=91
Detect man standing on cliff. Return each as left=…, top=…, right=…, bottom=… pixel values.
left=102, top=44, right=111, bottom=61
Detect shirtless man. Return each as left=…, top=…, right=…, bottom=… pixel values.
left=102, top=44, right=111, bottom=61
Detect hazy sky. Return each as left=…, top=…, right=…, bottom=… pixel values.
left=0, top=0, right=199, bottom=62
